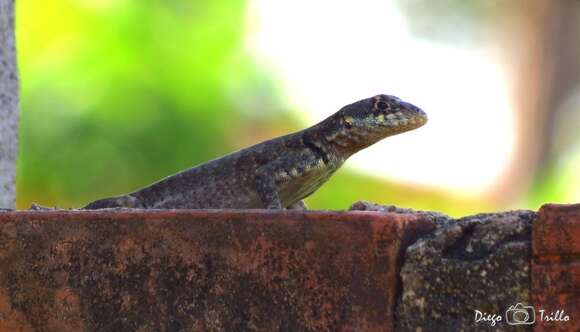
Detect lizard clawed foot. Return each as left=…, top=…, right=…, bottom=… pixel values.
left=265, top=201, right=283, bottom=209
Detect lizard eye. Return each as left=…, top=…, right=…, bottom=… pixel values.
left=376, top=101, right=388, bottom=111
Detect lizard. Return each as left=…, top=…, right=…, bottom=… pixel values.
left=83, top=94, right=427, bottom=210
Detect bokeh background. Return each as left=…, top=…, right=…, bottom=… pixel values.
left=15, top=0, right=580, bottom=216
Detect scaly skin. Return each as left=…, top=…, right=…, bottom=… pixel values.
left=84, top=94, right=427, bottom=210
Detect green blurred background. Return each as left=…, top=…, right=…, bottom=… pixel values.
left=15, top=0, right=580, bottom=215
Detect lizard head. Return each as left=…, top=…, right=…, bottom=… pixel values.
left=323, top=94, right=427, bottom=154
left=342, top=94, right=427, bottom=136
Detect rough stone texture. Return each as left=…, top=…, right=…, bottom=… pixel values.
left=395, top=210, right=536, bottom=332
left=0, top=209, right=436, bottom=331
left=0, top=0, right=19, bottom=209
left=532, top=204, right=580, bottom=332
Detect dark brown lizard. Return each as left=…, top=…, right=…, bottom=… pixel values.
left=83, top=94, right=427, bottom=210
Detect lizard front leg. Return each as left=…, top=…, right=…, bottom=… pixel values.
left=255, top=154, right=300, bottom=209
left=254, top=151, right=322, bottom=209
left=254, top=168, right=283, bottom=209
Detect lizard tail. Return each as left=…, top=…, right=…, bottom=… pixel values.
left=82, top=195, right=143, bottom=209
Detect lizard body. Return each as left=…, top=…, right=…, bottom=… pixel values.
left=84, top=94, right=427, bottom=210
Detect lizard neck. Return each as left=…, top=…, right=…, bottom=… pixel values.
left=303, top=118, right=372, bottom=162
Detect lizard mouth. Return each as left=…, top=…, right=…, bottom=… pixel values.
left=402, top=103, right=428, bottom=130
left=403, top=101, right=428, bottom=124
left=413, top=111, right=428, bottom=127
left=380, top=109, right=427, bottom=132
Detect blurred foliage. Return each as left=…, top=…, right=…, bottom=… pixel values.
left=16, top=0, right=489, bottom=216
left=528, top=144, right=580, bottom=209
left=16, top=0, right=275, bottom=207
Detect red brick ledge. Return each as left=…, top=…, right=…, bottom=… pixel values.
left=533, top=204, right=580, bottom=332
left=0, top=210, right=435, bottom=332
left=1, top=205, right=578, bottom=331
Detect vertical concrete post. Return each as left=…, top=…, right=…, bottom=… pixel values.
left=0, top=0, right=19, bottom=209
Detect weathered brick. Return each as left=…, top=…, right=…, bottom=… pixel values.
left=534, top=203, right=580, bottom=260
left=0, top=210, right=435, bottom=332
left=532, top=204, right=580, bottom=332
